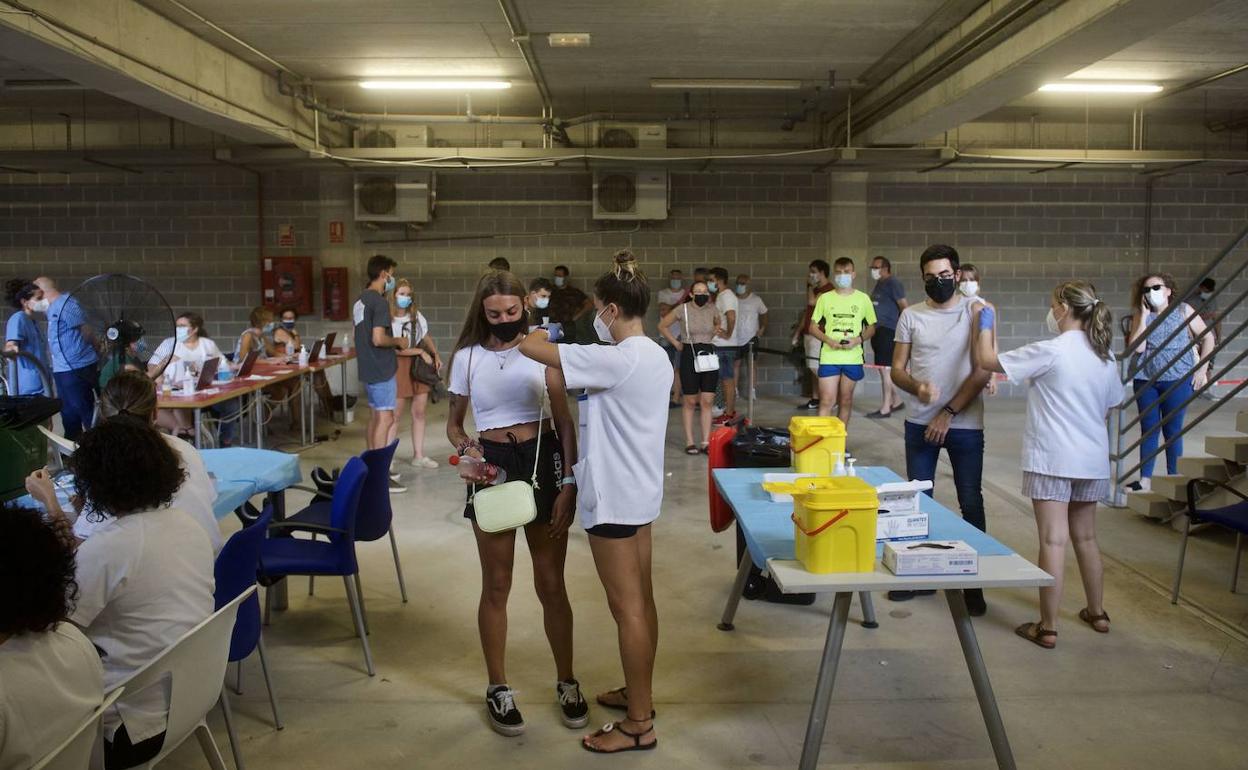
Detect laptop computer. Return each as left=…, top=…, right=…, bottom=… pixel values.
left=237, top=349, right=260, bottom=378
left=323, top=331, right=337, bottom=354
left=307, top=337, right=325, bottom=364
left=195, top=357, right=221, bottom=390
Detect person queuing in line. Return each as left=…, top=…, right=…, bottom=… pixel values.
left=972, top=281, right=1123, bottom=649
left=731, top=273, right=768, bottom=405
left=274, top=305, right=336, bottom=416
left=889, top=244, right=992, bottom=615
left=0, top=503, right=104, bottom=770
left=809, top=258, right=875, bottom=426
left=1189, top=277, right=1222, bottom=400
left=489, top=257, right=512, bottom=272
left=445, top=270, right=585, bottom=739
left=519, top=249, right=670, bottom=755
left=549, top=265, right=593, bottom=344
left=793, top=260, right=833, bottom=411
left=655, top=268, right=687, bottom=408
left=26, top=419, right=213, bottom=770
left=33, top=276, right=98, bottom=440
left=958, top=263, right=999, bottom=397
left=708, top=267, right=740, bottom=424
left=525, top=278, right=565, bottom=342
left=237, top=305, right=307, bottom=433
left=4, top=278, right=50, bottom=396
left=29, top=370, right=223, bottom=554
left=1125, top=272, right=1215, bottom=491
left=659, top=279, right=721, bottom=454
left=354, top=255, right=410, bottom=493
left=388, top=279, right=442, bottom=470
left=148, top=312, right=239, bottom=446
left=865, top=256, right=907, bottom=419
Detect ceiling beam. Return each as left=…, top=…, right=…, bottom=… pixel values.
left=0, top=0, right=340, bottom=149
left=854, top=0, right=1224, bottom=146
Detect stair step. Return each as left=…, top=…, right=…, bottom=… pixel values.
left=1238, top=410, right=1248, bottom=434
left=1177, top=455, right=1230, bottom=482
left=1150, top=474, right=1193, bottom=503
left=1205, top=435, right=1248, bottom=464
left=1127, top=490, right=1182, bottom=520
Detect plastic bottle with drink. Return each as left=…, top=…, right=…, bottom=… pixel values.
left=449, top=454, right=507, bottom=485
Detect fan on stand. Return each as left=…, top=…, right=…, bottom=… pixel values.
left=60, top=274, right=177, bottom=390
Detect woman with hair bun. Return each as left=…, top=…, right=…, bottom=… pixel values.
left=4, top=278, right=51, bottom=395
left=520, top=249, right=671, bottom=754
left=972, top=281, right=1124, bottom=650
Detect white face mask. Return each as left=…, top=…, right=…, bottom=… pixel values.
left=959, top=281, right=979, bottom=298
left=593, top=308, right=616, bottom=344
left=833, top=274, right=853, bottom=290
left=870, top=268, right=882, bottom=281
left=1198, top=291, right=1212, bottom=302
left=30, top=298, right=50, bottom=313
left=1045, top=307, right=1062, bottom=335
left=534, top=296, right=550, bottom=310
left=1146, top=289, right=1167, bottom=310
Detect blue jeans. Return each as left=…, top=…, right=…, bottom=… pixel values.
left=211, top=398, right=241, bottom=445
left=1133, top=376, right=1192, bottom=477
left=53, top=365, right=98, bottom=441
left=903, top=420, right=986, bottom=533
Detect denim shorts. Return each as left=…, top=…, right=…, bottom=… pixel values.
left=716, top=346, right=739, bottom=379
left=817, top=363, right=864, bottom=381
left=364, top=378, right=397, bottom=411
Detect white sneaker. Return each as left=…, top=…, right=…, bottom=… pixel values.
left=389, top=471, right=401, bottom=482
left=711, top=405, right=725, bottom=418
left=410, top=456, right=439, bottom=469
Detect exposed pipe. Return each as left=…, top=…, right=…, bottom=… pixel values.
left=1150, top=62, right=1248, bottom=104
left=156, top=0, right=300, bottom=76
left=496, top=0, right=555, bottom=145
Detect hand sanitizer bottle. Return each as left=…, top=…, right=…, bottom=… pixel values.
left=298, top=345, right=309, bottom=368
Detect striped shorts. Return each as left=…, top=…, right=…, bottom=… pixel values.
left=1022, top=472, right=1110, bottom=503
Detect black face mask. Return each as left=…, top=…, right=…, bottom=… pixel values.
left=924, top=276, right=957, bottom=304
left=693, top=294, right=710, bottom=307
left=490, top=317, right=526, bottom=343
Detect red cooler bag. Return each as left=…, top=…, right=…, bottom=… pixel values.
left=707, top=426, right=738, bottom=532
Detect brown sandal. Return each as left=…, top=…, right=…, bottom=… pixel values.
left=582, top=721, right=657, bottom=754
left=1078, top=608, right=1110, bottom=633
left=595, top=687, right=657, bottom=718
left=1015, top=621, right=1057, bottom=649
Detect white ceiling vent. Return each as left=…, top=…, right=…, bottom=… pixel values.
left=354, top=173, right=433, bottom=223
left=593, top=170, right=668, bottom=221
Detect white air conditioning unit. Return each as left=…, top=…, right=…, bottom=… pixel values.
left=353, top=124, right=431, bottom=149
left=595, top=122, right=667, bottom=149
left=354, top=172, right=433, bottom=223
left=593, top=170, right=668, bottom=221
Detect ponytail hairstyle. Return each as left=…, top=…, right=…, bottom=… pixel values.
left=448, top=270, right=527, bottom=383
left=1054, top=280, right=1114, bottom=361
left=99, top=370, right=159, bottom=423
left=594, top=249, right=650, bottom=318
left=5, top=278, right=38, bottom=310
left=178, top=311, right=210, bottom=339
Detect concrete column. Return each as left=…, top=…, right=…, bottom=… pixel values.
left=827, top=172, right=869, bottom=265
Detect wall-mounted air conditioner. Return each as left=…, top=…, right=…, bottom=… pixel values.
left=593, top=170, right=668, bottom=221
left=354, top=172, right=434, bottom=223
left=595, top=122, right=667, bottom=149
left=353, top=124, right=431, bottom=149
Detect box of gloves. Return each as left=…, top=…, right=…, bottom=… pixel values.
left=875, top=480, right=931, bottom=541
left=883, top=540, right=978, bottom=576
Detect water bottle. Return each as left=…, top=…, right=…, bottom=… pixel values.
left=449, top=455, right=506, bottom=485
left=298, top=345, right=309, bottom=368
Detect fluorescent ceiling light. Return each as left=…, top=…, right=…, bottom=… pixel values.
left=548, top=32, right=590, bottom=47
left=1039, top=82, right=1162, bottom=94
left=359, top=80, right=511, bottom=91
left=650, top=78, right=802, bottom=91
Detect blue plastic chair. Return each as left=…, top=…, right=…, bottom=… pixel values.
left=1172, top=478, right=1248, bottom=604
left=286, top=441, right=407, bottom=615
left=213, top=509, right=280, bottom=770
left=258, top=456, right=375, bottom=675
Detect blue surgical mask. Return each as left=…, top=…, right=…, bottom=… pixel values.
left=707, top=280, right=718, bottom=293
left=669, top=279, right=682, bottom=291
left=735, top=283, right=748, bottom=296
left=281, top=320, right=296, bottom=330
left=534, top=296, right=550, bottom=310
left=396, top=295, right=413, bottom=309
left=262, top=322, right=277, bottom=334
left=833, top=274, right=853, bottom=289
left=554, top=276, right=566, bottom=288
left=383, top=275, right=396, bottom=293
left=175, top=326, right=190, bottom=342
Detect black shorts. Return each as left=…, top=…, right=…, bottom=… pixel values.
left=464, top=431, right=563, bottom=524
left=679, top=344, right=719, bottom=396
left=871, top=326, right=896, bottom=367
left=586, top=522, right=651, bottom=539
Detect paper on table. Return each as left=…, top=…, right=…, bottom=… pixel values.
left=245, top=374, right=276, bottom=381
left=172, top=387, right=220, bottom=396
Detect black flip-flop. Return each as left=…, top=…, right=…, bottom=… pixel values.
left=595, top=687, right=657, bottom=718
left=685, top=445, right=700, bottom=455
left=865, top=410, right=891, bottom=419
left=582, top=722, right=657, bottom=754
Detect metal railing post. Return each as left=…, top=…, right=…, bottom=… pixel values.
left=1107, top=357, right=1130, bottom=507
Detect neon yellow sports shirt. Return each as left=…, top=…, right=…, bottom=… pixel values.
left=810, top=289, right=876, bottom=365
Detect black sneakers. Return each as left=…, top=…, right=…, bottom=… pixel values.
left=557, top=679, right=590, bottom=729
left=486, top=685, right=525, bottom=737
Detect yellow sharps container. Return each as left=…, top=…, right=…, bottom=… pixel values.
left=791, top=476, right=879, bottom=574
left=788, top=416, right=847, bottom=475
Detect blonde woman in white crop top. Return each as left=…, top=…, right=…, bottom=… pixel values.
left=445, top=270, right=586, bottom=738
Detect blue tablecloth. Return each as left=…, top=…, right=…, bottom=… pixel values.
left=214, top=480, right=257, bottom=520
left=202, top=448, right=301, bottom=493
left=712, top=467, right=1013, bottom=570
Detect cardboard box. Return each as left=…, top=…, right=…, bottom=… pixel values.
left=883, top=540, right=978, bottom=576
left=877, top=510, right=929, bottom=541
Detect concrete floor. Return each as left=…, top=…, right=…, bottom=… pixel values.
left=164, top=389, right=1248, bottom=770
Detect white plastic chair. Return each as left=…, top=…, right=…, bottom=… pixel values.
left=30, top=687, right=124, bottom=770
left=111, top=585, right=257, bottom=770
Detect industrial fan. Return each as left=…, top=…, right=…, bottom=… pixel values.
left=59, top=273, right=177, bottom=389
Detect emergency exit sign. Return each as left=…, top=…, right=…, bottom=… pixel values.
left=329, top=220, right=345, bottom=243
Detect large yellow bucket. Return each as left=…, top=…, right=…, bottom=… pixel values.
left=788, top=416, right=847, bottom=476
left=792, top=477, right=879, bottom=574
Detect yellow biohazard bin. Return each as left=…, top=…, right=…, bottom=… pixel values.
left=788, top=416, right=847, bottom=476
left=791, top=476, right=879, bottom=574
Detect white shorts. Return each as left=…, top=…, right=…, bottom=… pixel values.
left=1022, top=472, right=1110, bottom=503
left=804, top=335, right=822, bottom=373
